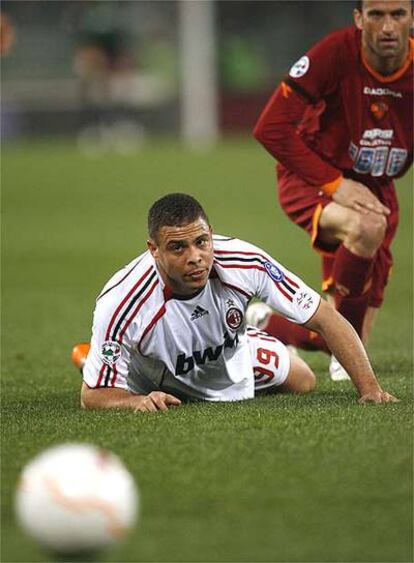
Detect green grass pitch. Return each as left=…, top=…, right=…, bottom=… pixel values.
left=1, top=139, right=412, bottom=562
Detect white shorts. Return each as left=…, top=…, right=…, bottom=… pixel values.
left=247, top=326, right=291, bottom=392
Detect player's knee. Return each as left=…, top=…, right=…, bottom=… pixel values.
left=347, top=213, right=386, bottom=252
left=298, top=368, right=316, bottom=393
left=292, top=367, right=316, bottom=394
left=282, top=356, right=316, bottom=394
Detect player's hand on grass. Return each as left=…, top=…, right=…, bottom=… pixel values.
left=134, top=391, right=182, bottom=412
left=333, top=178, right=390, bottom=216
left=358, top=389, right=399, bottom=404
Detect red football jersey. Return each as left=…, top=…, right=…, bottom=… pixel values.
left=254, top=26, right=413, bottom=198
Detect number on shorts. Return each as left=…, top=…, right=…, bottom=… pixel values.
left=257, top=348, right=279, bottom=368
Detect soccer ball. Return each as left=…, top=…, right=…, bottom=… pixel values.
left=15, top=443, right=138, bottom=555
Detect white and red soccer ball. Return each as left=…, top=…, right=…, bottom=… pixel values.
left=15, top=443, right=138, bottom=555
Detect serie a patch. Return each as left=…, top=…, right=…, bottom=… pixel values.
left=264, top=261, right=285, bottom=283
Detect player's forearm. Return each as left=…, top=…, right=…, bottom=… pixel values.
left=81, top=382, right=143, bottom=410
left=305, top=300, right=382, bottom=396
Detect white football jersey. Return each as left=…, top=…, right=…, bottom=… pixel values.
left=83, top=235, right=320, bottom=401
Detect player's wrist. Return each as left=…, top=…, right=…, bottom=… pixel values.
left=357, top=379, right=382, bottom=397
left=322, top=175, right=343, bottom=196
left=110, top=392, right=148, bottom=410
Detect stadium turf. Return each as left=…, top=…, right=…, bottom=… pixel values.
left=1, top=139, right=413, bottom=562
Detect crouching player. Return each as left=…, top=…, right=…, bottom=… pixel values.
left=252, top=0, right=413, bottom=381
left=73, top=193, right=397, bottom=412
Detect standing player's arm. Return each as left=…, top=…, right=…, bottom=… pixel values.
left=254, top=86, right=388, bottom=215
left=304, top=299, right=398, bottom=403
left=253, top=84, right=342, bottom=188
left=81, top=383, right=181, bottom=412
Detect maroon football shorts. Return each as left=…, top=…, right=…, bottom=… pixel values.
left=277, top=166, right=399, bottom=308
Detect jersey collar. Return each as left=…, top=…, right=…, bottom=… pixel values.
left=160, top=266, right=218, bottom=302
left=361, top=37, right=414, bottom=83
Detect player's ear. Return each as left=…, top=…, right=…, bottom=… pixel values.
left=353, top=8, right=363, bottom=30
left=147, top=239, right=159, bottom=259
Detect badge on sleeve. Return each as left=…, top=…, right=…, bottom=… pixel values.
left=295, top=291, right=315, bottom=311
left=101, top=341, right=121, bottom=366
left=264, top=261, right=285, bottom=283
left=289, top=55, right=310, bottom=78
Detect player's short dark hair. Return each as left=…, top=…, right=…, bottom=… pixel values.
left=355, top=0, right=413, bottom=11
left=148, top=193, right=209, bottom=242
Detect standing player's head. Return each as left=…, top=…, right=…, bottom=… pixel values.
left=354, top=0, right=413, bottom=72
left=147, top=193, right=214, bottom=296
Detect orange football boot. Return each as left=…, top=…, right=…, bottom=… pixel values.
left=71, top=343, right=91, bottom=372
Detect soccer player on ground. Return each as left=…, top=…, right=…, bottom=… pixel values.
left=73, top=193, right=397, bottom=412
left=249, top=0, right=413, bottom=380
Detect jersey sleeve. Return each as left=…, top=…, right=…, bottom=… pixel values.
left=215, top=238, right=321, bottom=325
left=255, top=254, right=321, bottom=324
left=82, top=299, right=131, bottom=391
left=254, top=30, right=344, bottom=188
left=285, top=30, right=344, bottom=101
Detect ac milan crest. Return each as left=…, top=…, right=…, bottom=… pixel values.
left=226, top=307, right=243, bottom=330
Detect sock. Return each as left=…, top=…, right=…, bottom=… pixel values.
left=322, top=255, right=335, bottom=291
left=264, top=313, right=329, bottom=354
left=332, top=244, right=374, bottom=337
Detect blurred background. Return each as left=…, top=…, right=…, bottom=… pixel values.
left=1, top=0, right=354, bottom=150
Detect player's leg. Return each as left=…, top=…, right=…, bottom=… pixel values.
left=278, top=352, right=316, bottom=394
left=248, top=327, right=316, bottom=395
left=321, top=207, right=395, bottom=380
left=277, top=167, right=390, bottom=340
left=277, top=168, right=388, bottom=341
left=256, top=169, right=396, bottom=373
left=246, top=171, right=333, bottom=354
left=325, top=293, right=379, bottom=344
left=317, top=204, right=384, bottom=380
left=246, top=302, right=329, bottom=353
left=363, top=239, right=393, bottom=343
left=362, top=306, right=379, bottom=344
left=318, top=201, right=386, bottom=338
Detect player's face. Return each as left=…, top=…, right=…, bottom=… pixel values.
left=148, top=217, right=214, bottom=296
left=354, top=1, right=413, bottom=67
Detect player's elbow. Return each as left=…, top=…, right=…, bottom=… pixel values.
left=80, top=382, right=94, bottom=409
left=253, top=120, right=274, bottom=146
left=300, top=371, right=316, bottom=393
left=305, top=298, right=335, bottom=335
left=253, top=120, right=264, bottom=142
left=253, top=118, right=288, bottom=154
